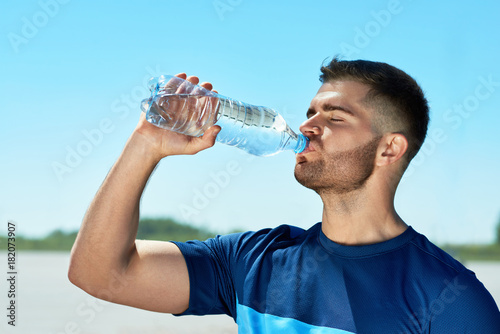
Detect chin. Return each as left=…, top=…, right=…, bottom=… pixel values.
left=294, top=166, right=320, bottom=190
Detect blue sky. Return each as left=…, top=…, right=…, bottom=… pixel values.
left=1, top=0, right=499, bottom=244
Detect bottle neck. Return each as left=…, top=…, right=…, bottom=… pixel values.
left=282, top=128, right=308, bottom=153
left=294, top=133, right=308, bottom=153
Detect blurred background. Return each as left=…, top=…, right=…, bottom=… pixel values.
left=1, top=0, right=499, bottom=333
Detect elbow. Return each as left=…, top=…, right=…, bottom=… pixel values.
left=67, top=251, right=88, bottom=290
left=67, top=237, right=102, bottom=292
left=68, top=236, right=89, bottom=289
left=67, top=246, right=100, bottom=294
left=67, top=247, right=129, bottom=302
left=68, top=238, right=134, bottom=301
left=67, top=256, right=106, bottom=299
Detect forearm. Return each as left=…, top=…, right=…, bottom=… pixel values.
left=69, top=131, right=163, bottom=287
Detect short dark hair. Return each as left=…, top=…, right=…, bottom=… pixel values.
left=320, top=57, right=429, bottom=164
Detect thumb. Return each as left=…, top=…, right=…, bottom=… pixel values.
left=203, top=125, right=221, bottom=146
left=188, top=126, right=221, bottom=154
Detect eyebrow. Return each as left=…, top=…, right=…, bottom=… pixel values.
left=306, top=103, right=355, bottom=118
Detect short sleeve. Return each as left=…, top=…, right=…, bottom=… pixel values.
left=427, top=270, right=500, bottom=333
left=172, top=235, right=237, bottom=318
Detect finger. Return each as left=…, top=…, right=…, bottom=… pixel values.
left=200, top=125, right=221, bottom=146
left=212, top=90, right=218, bottom=94
left=205, top=125, right=221, bottom=139
left=163, top=75, right=185, bottom=94
left=192, top=81, right=214, bottom=99
left=199, top=82, right=213, bottom=91
left=176, top=75, right=198, bottom=95
left=187, top=125, right=221, bottom=154
left=186, top=76, right=199, bottom=85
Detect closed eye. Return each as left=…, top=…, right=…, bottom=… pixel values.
left=306, top=109, right=316, bottom=119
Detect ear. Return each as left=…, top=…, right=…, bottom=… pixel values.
left=375, top=133, right=408, bottom=167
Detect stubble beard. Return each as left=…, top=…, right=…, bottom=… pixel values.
left=294, top=136, right=381, bottom=195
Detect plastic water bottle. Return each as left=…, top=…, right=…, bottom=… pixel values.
left=141, top=75, right=308, bottom=156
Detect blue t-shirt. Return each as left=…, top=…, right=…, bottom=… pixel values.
left=172, top=224, right=500, bottom=333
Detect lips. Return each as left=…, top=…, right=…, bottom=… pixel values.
left=298, top=142, right=316, bottom=155
left=296, top=142, right=316, bottom=164
left=296, top=155, right=307, bottom=164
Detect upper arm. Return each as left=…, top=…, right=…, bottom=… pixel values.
left=102, top=240, right=190, bottom=314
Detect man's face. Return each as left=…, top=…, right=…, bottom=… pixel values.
left=294, top=80, right=381, bottom=194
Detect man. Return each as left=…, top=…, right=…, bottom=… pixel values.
left=69, top=58, right=500, bottom=333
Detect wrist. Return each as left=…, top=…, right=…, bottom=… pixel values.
left=126, top=130, right=166, bottom=166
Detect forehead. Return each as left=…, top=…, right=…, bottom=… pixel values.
left=311, top=80, right=372, bottom=110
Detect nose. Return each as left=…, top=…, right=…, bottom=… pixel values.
left=299, top=115, right=322, bottom=138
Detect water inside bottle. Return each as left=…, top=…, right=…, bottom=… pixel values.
left=142, top=92, right=306, bottom=156
left=215, top=98, right=296, bottom=156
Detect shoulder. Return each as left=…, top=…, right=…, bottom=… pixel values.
left=406, top=229, right=500, bottom=330
left=406, top=228, right=468, bottom=277
left=235, top=223, right=311, bottom=243
left=213, top=223, right=317, bottom=255
left=173, top=223, right=319, bottom=262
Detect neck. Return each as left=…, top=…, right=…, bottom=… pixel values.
left=319, top=179, right=407, bottom=246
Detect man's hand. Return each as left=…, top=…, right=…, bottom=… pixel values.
left=134, top=73, right=221, bottom=159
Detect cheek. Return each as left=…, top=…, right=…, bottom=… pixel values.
left=322, top=127, right=362, bottom=153
left=335, top=125, right=377, bottom=150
